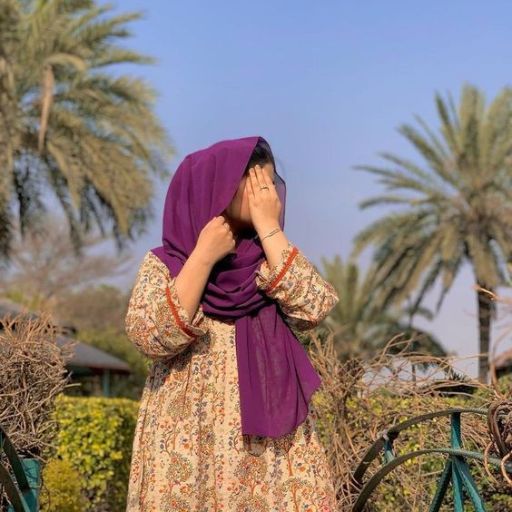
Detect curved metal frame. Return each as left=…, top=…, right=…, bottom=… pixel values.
left=351, top=407, right=512, bottom=512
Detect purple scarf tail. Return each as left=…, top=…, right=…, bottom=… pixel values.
left=234, top=304, right=321, bottom=436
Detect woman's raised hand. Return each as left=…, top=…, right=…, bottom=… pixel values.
left=194, top=215, right=236, bottom=266
left=246, top=165, right=282, bottom=236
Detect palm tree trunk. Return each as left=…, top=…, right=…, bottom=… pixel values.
left=476, top=285, right=493, bottom=384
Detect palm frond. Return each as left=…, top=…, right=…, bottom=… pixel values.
left=0, top=0, right=173, bottom=257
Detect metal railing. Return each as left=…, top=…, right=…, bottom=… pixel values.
left=352, top=407, right=512, bottom=511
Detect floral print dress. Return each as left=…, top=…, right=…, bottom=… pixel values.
left=125, top=242, right=340, bottom=512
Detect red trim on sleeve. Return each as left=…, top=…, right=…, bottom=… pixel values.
left=265, top=246, right=299, bottom=293
left=165, top=284, right=197, bottom=338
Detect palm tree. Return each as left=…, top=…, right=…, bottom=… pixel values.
left=352, top=84, right=512, bottom=383
left=319, top=254, right=447, bottom=366
left=0, top=0, right=173, bottom=261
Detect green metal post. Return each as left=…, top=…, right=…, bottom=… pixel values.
left=383, top=437, right=395, bottom=464
left=6, top=457, right=41, bottom=512
left=429, top=458, right=452, bottom=512
left=450, top=412, right=485, bottom=512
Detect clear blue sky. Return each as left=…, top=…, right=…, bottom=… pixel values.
left=104, top=0, right=512, bottom=376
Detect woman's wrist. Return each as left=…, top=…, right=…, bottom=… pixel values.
left=255, top=221, right=281, bottom=240
left=259, top=229, right=290, bottom=269
left=260, top=227, right=281, bottom=241
left=189, top=246, right=216, bottom=269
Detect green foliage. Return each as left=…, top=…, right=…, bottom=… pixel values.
left=319, top=254, right=447, bottom=361
left=40, top=458, right=88, bottom=512
left=54, top=281, right=151, bottom=399
left=494, top=373, right=512, bottom=396
left=57, top=284, right=130, bottom=334
left=0, top=0, right=174, bottom=260
left=43, top=394, right=139, bottom=511
left=354, top=84, right=512, bottom=382
left=76, top=327, right=149, bottom=399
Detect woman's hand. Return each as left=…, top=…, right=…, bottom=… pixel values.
left=246, top=165, right=282, bottom=237
left=193, top=215, right=236, bottom=266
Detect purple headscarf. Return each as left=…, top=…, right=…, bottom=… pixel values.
left=151, top=135, right=321, bottom=438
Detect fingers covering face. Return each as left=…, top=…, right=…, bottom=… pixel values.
left=246, top=168, right=255, bottom=198
left=249, top=165, right=275, bottom=197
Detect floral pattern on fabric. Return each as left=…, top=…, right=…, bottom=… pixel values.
left=125, top=246, right=339, bottom=511
left=255, top=242, right=340, bottom=332
left=125, top=251, right=208, bottom=361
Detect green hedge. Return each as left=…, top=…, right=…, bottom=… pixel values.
left=40, top=380, right=512, bottom=511
left=42, top=395, right=139, bottom=512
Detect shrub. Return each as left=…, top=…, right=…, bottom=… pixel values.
left=43, top=395, right=139, bottom=511
left=39, top=459, right=88, bottom=512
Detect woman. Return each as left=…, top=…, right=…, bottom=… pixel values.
left=125, top=135, right=339, bottom=511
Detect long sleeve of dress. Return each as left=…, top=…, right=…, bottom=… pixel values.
left=125, top=251, right=209, bottom=361
left=255, top=241, right=339, bottom=331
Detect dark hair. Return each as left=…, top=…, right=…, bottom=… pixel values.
left=244, top=139, right=276, bottom=175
